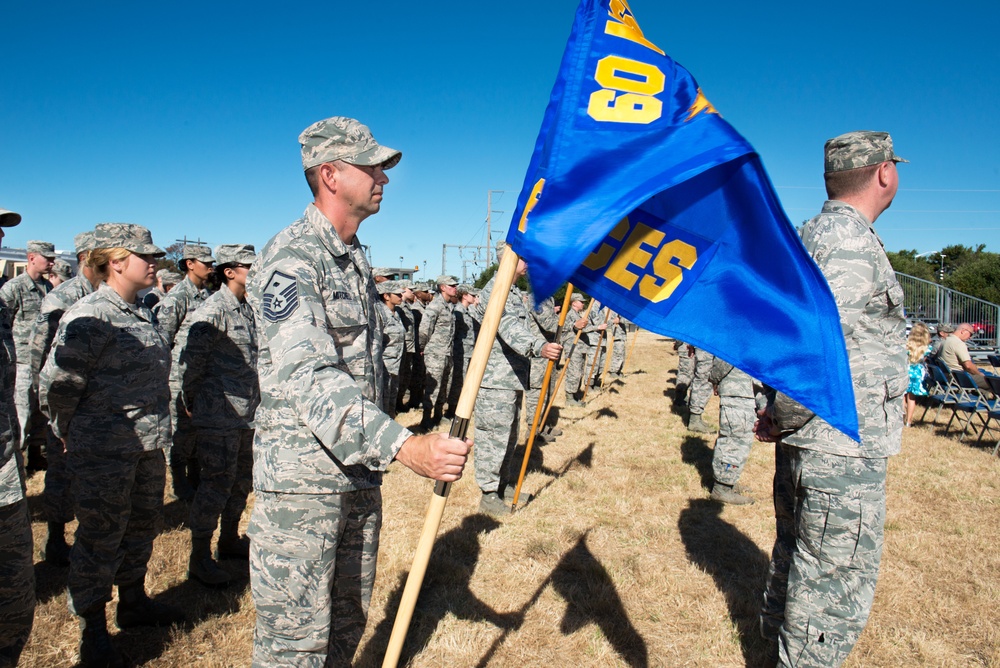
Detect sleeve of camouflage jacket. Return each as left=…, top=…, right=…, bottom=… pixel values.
left=173, top=311, right=216, bottom=413
left=28, top=306, right=63, bottom=399
left=477, top=280, right=544, bottom=358
left=0, top=281, right=21, bottom=335
left=256, top=251, right=409, bottom=468
left=418, top=299, right=439, bottom=350
left=39, top=311, right=109, bottom=440
left=153, top=295, right=184, bottom=348
left=531, top=296, right=559, bottom=339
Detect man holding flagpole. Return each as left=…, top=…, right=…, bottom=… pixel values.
left=759, top=131, right=908, bottom=667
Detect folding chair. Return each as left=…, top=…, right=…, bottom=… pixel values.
left=945, top=370, right=996, bottom=441
left=987, top=354, right=1000, bottom=374
left=975, top=374, right=1000, bottom=456
left=921, top=363, right=958, bottom=424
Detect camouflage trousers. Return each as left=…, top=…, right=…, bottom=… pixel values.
left=760, top=444, right=887, bottom=668
left=688, top=348, right=715, bottom=415
left=169, top=391, right=197, bottom=467
left=564, top=343, right=596, bottom=395
left=712, top=394, right=756, bottom=485
left=447, top=355, right=470, bottom=413
left=249, top=489, right=381, bottom=668
left=189, top=428, right=253, bottom=540
left=383, top=372, right=399, bottom=420
left=43, top=427, right=74, bottom=523
left=397, top=350, right=413, bottom=410
left=67, top=449, right=166, bottom=614
left=407, top=354, right=425, bottom=409
left=14, top=363, right=46, bottom=459
left=0, top=499, right=35, bottom=667
left=610, top=335, right=626, bottom=374
left=473, top=387, right=522, bottom=494
left=676, top=341, right=694, bottom=391
left=525, top=357, right=556, bottom=430
left=422, top=353, right=453, bottom=423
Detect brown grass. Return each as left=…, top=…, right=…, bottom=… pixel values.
left=19, top=331, right=1000, bottom=667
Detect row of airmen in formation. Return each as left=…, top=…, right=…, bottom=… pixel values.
left=0, top=208, right=632, bottom=667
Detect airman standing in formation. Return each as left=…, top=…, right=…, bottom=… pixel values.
left=28, top=230, right=102, bottom=566
left=473, top=242, right=561, bottom=516
left=0, top=208, right=35, bottom=668
left=173, top=244, right=260, bottom=589
left=686, top=346, right=716, bottom=433
left=607, top=312, right=628, bottom=378
left=0, top=240, right=55, bottom=471
left=245, top=116, right=468, bottom=666
left=395, top=280, right=417, bottom=412
left=142, top=268, right=182, bottom=310
left=48, top=261, right=73, bottom=288
left=40, top=223, right=185, bottom=667
left=563, top=295, right=605, bottom=406
left=525, top=291, right=560, bottom=442
left=448, top=284, right=478, bottom=416
left=376, top=280, right=406, bottom=419
left=155, top=244, right=215, bottom=501
left=707, top=359, right=757, bottom=505
left=419, top=275, right=458, bottom=430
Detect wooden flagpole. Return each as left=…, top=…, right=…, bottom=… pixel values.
left=581, top=308, right=611, bottom=403
left=622, top=326, right=641, bottom=374
left=539, top=299, right=595, bottom=427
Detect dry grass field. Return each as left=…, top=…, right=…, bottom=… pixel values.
left=18, top=332, right=1000, bottom=667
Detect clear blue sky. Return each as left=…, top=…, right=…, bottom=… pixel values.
left=2, top=0, right=998, bottom=281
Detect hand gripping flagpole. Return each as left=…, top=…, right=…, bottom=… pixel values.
left=382, top=246, right=521, bottom=668
left=539, top=298, right=595, bottom=428
left=510, top=287, right=575, bottom=511
left=581, top=308, right=611, bottom=403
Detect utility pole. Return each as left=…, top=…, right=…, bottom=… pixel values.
left=486, top=190, right=505, bottom=266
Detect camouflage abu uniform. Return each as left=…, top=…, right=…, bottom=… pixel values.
left=710, top=360, right=756, bottom=486
left=39, top=233, right=172, bottom=618
left=154, top=251, right=213, bottom=494
left=419, top=280, right=456, bottom=427
left=173, top=245, right=259, bottom=565
left=447, top=289, right=477, bottom=414
left=564, top=301, right=603, bottom=397
left=473, top=273, right=548, bottom=500
left=609, top=312, right=628, bottom=375
left=376, top=282, right=405, bottom=419
left=674, top=339, right=694, bottom=404
left=0, top=209, right=34, bottom=667
left=395, top=293, right=416, bottom=410
left=687, top=346, right=715, bottom=417
left=246, top=117, right=411, bottom=668
left=760, top=132, right=908, bottom=668
left=0, top=241, right=54, bottom=463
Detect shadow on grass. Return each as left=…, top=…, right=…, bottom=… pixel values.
left=680, top=436, right=714, bottom=491
left=356, top=514, right=509, bottom=667
left=679, top=499, right=772, bottom=667
left=112, top=569, right=250, bottom=666
left=595, top=407, right=618, bottom=420
left=534, top=442, right=594, bottom=487
left=475, top=531, right=648, bottom=668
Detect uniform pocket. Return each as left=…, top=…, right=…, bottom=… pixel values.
left=796, top=489, right=862, bottom=568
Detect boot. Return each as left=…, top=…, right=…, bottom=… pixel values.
left=478, top=491, right=511, bottom=517
left=710, top=482, right=755, bottom=505
left=170, top=462, right=195, bottom=502
left=503, top=486, right=532, bottom=505
left=565, top=392, right=583, bottom=407
left=216, top=521, right=250, bottom=560
left=43, top=521, right=71, bottom=567
left=116, top=582, right=187, bottom=628
left=687, top=413, right=714, bottom=433
left=188, top=536, right=233, bottom=588
left=545, top=426, right=563, bottom=437
left=78, top=605, right=124, bottom=668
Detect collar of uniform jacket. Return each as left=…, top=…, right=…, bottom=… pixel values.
left=98, top=283, right=155, bottom=322
left=821, top=200, right=885, bottom=248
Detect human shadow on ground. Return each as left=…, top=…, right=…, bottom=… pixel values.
left=110, top=570, right=250, bottom=667
left=679, top=498, right=772, bottom=667
left=356, top=514, right=510, bottom=667
left=475, top=531, right=648, bottom=668
left=680, top=436, right=714, bottom=491
left=595, top=407, right=618, bottom=420
left=532, top=442, right=594, bottom=492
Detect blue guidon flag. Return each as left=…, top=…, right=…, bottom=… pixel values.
left=506, top=0, right=859, bottom=439
left=261, top=271, right=299, bottom=322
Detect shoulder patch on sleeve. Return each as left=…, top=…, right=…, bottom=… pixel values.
left=262, top=270, right=299, bottom=322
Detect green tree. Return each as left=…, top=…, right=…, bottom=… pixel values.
left=156, top=242, right=184, bottom=272
left=945, top=254, right=1000, bottom=304
left=886, top=249, right=936, bottom=281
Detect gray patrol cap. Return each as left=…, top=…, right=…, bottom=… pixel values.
left=299, top=117, right=402, bottom=171
left=0, top=209, right=21, bottom=227
left=74, top=231, right=100, bottom=255
left=457, top=283, right=473, bottom=294
left=495, top=239, right=508, bottom=261
left=414, top=281, right=432, bottom=294
left=436, top=274, right=459, bottom=286
left=158, top=269, right=183, bottom=286
left=92, top=223, right=166, bottom=257
left=398, top=279, right=414, bottom=290
left=27, top=241, right=56, bottom=258
left=824, top=131, right=908, bottom=173
left=181, top=245, right=215, bottom=263
left=214, top=244, right=256, bottom=266
left=937, top=323, right=956, bottom=334
left=50, top=260, right=73, bottom=281
left=571, top=292, right=585, bottom=302
left=376, top=280, right=403, bottom=295
left=372, top=267, right=392, bottom=278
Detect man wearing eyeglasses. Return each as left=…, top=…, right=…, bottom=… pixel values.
left=940, top=323, right=991, bottom=391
